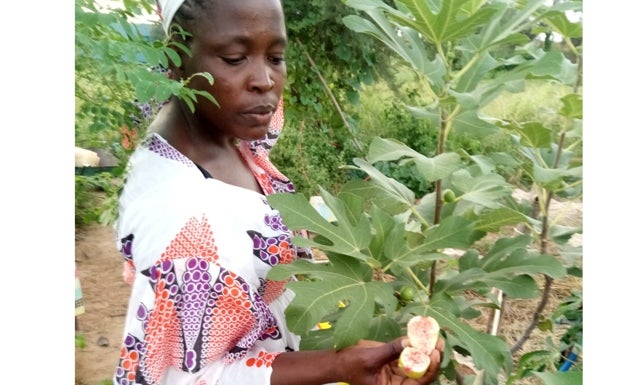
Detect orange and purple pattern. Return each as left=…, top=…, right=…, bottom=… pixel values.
left=115, top=209, right=301, bottom=384
left=114, top=100, right=307, bottom=385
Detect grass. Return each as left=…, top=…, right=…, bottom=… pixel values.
left=482, top=80, right=576, bottom=130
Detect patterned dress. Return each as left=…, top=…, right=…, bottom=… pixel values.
left=113, top=102, right=311, bottom=385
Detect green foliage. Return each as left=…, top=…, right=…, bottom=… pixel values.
left=75, top=0, right=220, bottom=226
left=507, top=289, right=582, bottom=383
left=358, top=84, right=439, bottom=197
left=283, top=0, right=380, bottom=116
left=270, top=119, right=356, bottom=197
left=373, top=161, right=433, bottom=198
left=76, top=0, right=583, bottom=383
left=76, top=0, right=160, bottom=152
left=75, top=172, right=123, bottom=227
left=273, top=0, right=401, bottom=197
left=75, top=0, right=393, bottom=219
left=75, top=333, right=87, bottom=349
left=268, top=0, right=583, bottom=384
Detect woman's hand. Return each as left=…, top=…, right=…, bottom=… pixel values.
left=337, top=336, right=445, bottom=385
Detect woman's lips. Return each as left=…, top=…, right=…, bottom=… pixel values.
left=243, top=105, right=275, bottom=125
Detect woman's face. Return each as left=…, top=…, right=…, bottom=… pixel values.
left=178, top=0, right=287, bottom=141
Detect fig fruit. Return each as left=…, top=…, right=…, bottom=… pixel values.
left=399, top=285, right=415, bottom=301
left=398, top=316, right=440, bottom=379
left=443, top=189, right=456, bottom=203
left=398, top=348, right=431, bottom=379
left=407, top=315, right=440, bottom=355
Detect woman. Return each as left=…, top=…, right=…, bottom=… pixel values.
left=113, top=1, right=444, bottom=384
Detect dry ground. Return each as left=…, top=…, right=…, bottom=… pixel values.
left=75, top=224, right=130, bottom=385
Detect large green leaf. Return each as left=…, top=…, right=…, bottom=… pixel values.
left=341, top=179, right=412, bottom=216
left=466, top=0, right=543, bottom=52
left=299, top=328, right=335, bottom=351
left=482, top=274, right=539, bottom=299
left=267, top=192, right=375, bottom=265
left=532, top=164, right=581, bottom=189
left=417, top=216, right=478, bottom=252
left=342, top=1, right=445, bottom=89
left=367, top=137, right=462, bottom=182
left=559, top=93, right=582, bottom=120
left=350, top=157, right=416, bottom=204
left=367, top=314, right=403, bottom=342
left=474, top=207, right=531, bottom=232
left=541, top=10, right=582, bottom=39
left=534, top=371, right=582, bottom=385
left=405, top=103, right=440, bottom=127
left=382, top=215, right=475, bottom=272
left=267, top=255, right=395, bottom=349
left=435, top=267, right=490, bottom=293
left=444, top=236, right=566, bottom=297
left=368, top=204, right=399, bottom=261
left=452, top=109, right=500, bottom=138
left=396, top=0, right=498, bottom=44
left=451, top=170, right=513, bottom=211
left=517, top=122, right=553, bottom=148
left=436, top=268, right=539, bottom=299
left=528, top=50, right=578, bottom=85
left=475, top=236, right=567, bottom=279
left=453, top=52, right=500, bottom=93
left=548, top=224, right=582, bottom=246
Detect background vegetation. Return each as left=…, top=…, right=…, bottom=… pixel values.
left=75, top=1, right=582, bottom=384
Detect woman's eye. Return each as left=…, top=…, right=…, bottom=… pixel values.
left=269, top=57, right=285, bottom=65
left=222, top=57, right=245, bottom=65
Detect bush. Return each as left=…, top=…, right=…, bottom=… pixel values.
left=271, top=118, right=359, bottom=198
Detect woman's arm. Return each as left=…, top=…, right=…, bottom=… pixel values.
left=270, top=336, right=444, bottom=385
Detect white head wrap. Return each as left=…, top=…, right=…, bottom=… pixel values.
left=156, top=0, right=187, bottom=34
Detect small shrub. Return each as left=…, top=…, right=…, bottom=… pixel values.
left=75, top=172, right=123, bottom=228
left=272, top=118, right=361, bottom=198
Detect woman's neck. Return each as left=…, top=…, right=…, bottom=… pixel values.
left=151, top=98, right=263, bottom=194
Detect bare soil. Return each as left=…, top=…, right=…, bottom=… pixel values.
left=75, top=224, right=129, bottom=385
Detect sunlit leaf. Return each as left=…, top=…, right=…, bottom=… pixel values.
left=452, top=110, right=500, bottom=138
left=367, top=137, right=461, bottom=182
left=268, top=255, right=394, bottom=349
left=542, top=10, right=582, bottom=39
left=559, top=93, right=582, bottom=120
left=451, top=170, right=512, bottom=209
left=397, top=0, right=498, bottom=44
left=350, top=157, right=416, bottom=205
left=474, top=207, right=530, bottom=232
left=534, top=371, right=582, bottom=385
left=267, top=192, right=375, bottom=265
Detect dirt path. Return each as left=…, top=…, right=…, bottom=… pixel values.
left=75, top=224, right=129, bottom=385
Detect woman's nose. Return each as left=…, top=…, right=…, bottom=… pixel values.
left=248, top=61, right=275, bottom=92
